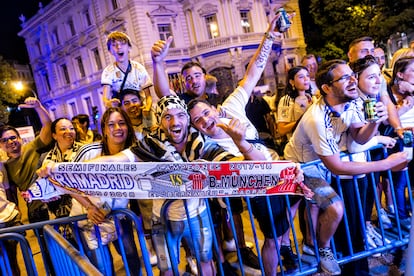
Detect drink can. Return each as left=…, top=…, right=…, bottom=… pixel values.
left=275, top=8, right=291, bottom=32
left=363, top=98, right=378, bottom=122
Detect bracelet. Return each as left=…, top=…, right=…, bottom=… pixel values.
left=241, top=143, right=254, bottom=154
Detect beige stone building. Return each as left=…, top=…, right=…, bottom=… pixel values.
left=18, top=0, right=306, bottom=128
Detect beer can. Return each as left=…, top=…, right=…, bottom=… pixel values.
left=275, top=8, right=291, bottom=33
left=363, top=98, right=378, bottom=122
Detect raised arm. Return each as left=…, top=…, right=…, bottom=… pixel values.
left=19, top=97, right=52, bottom=145
left=238, top=13, right=286, bottom=97
left=151, top=36, right=175, bottom=98
left=320, top=151, right=407, bottom=176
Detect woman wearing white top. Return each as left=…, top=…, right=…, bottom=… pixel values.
left=70, top=107, right=140, bottom=275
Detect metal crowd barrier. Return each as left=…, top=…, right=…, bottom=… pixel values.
left=0, top=232, right=37, bottom=276
left=0, top=144, right=411, bottom=275
left=160, top=145, right=411, bottom=275
left=0, top=210, right=153, bottom=276
left=43, top=224, right=102, bottom=275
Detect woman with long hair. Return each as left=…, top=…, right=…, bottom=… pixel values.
left=70, top=107, right=140, bottom=275
left=42, top=118, right=84, bottom=218
left=386, top=56, right=414, bottom=229
left=276, top=66, right=315, bottom=267
left=277, top=66, right=315, bottom=140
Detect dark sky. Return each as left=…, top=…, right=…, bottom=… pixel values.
left=1, top=1, right=52, bottom=64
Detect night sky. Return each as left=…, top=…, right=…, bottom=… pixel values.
left=1, top=1, right=52, bottom=63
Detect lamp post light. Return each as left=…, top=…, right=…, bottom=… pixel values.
left=12, top=81, right=38, bottom=98
left=11, top=81, right=39, bottom=127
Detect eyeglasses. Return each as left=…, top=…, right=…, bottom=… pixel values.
left=329, top=72, right=357, bottom=84
left=0, top=136, right=18, bottom=144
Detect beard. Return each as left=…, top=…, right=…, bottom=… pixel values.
left=332, top=86, right=358, bottom=103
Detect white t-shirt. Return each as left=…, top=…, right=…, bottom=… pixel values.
left=101, top=60, right=152, bottom=99
left=284, top=97, right=364, bottom=163
left=0, top=163, right=18, bottom=223
left=218, top=86, right=276, bottom=160
left=218, top=86, right=260, bottom=141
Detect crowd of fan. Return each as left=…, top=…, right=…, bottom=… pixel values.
left=0, top=12, right=413, bottom=276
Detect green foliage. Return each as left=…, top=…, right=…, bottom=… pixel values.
left=308, top=0, right=414, bottom=55
left=309, top=42, right=346, bottom=62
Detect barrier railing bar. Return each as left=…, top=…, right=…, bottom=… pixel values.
left=43, top=224, right=103, bottom=276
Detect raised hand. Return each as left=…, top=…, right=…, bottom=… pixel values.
left=151, top=36, right=174, bottom=63
left=18, top=97, right=40, bottom=109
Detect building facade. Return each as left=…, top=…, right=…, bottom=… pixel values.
left=18, top=0, right=306, bottom=129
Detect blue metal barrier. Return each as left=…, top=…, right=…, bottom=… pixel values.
left=0, top=232, right=37, bottom=276
left=0, top=146, right=410, bottom=275
left=43, top=224, right=102, bottom=275
left=157, top=145, right=411, bottom=275
left=0, top=210, right=153, bottom=276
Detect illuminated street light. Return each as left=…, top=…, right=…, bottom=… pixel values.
left=12, top=80, right=38, bottom=98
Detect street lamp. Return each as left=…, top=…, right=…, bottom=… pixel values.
left=11, top=81, right=38, bottom=126
left=12, top=81, right=38, bottom=98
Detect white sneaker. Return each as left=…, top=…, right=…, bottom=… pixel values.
left=365, top=228, right=381, bottom=257
left=387, top=205, right=395, bottom=215
left=366, top=224, right=383, bottom=247
left=146, top=239, right=158, bottom=265
left=378, top=208, right=392, bottom=229
left=319, top=247, right=341, bottom=275
left=365, top=230, right=377, bottom=249
left=370, top=223, right=391, bottom=244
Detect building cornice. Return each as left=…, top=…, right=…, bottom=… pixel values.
left=18, top=0, right=72, bottom=37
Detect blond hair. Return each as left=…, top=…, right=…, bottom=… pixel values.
left=106, top=31, right=132, bottom=50
left=390, top=48, right=414, bottom=69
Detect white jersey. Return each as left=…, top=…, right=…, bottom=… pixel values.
left=277, top=94, right=315, bottom=139
left=284, top=97, right=364, bottom=163
left=101, top=60, right=152, bottom=98
left=70, top=142, right=129, bottom=216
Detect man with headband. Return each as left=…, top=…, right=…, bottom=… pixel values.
left=38, top=93, right=264, bottom=275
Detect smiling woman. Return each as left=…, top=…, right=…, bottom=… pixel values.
left=41, top=118, right=84, bottom=222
